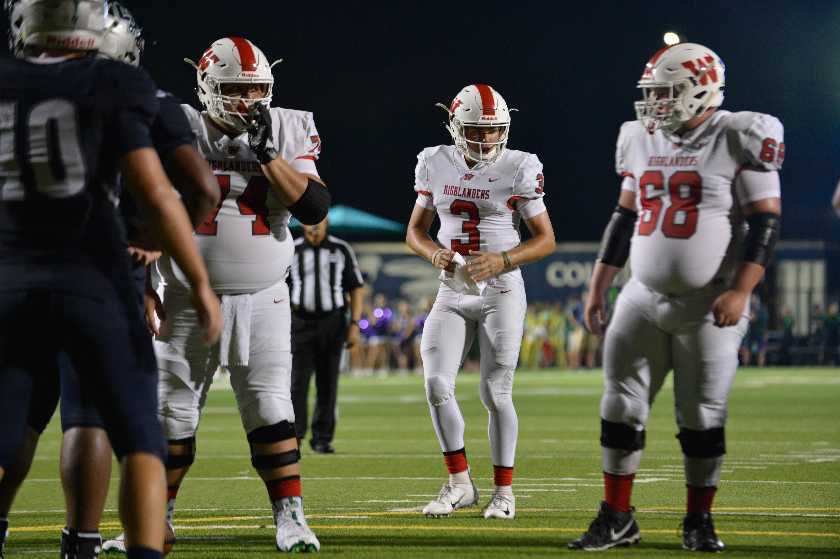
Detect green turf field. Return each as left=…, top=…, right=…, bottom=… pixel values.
left=6, top=367, right=840, bottom=557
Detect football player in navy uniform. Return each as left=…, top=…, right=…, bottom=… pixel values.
left=0, top=2, right=221, bottom=559
left=0, top=3, right=220, bottom=558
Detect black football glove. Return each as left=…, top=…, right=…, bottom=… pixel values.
left=247, top=103, right=278, bottom=164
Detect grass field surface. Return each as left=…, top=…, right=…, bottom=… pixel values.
left=6, top=367, right=840, bottom=557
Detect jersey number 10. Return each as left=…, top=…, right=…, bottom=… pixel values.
left=637, top=170, right=702, bottom=239
left=0, top=99, right=86, bottom=201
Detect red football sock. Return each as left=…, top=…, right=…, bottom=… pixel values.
left=686, top=485, right=717, bottom=514
left=604, top=472, right=635, bottom=512
left=443, top=448, right=469, bottom=474
left=266, top=475, right=302, bottom=500
left=493, top=465, right=513, bottom=486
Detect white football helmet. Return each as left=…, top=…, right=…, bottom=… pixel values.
left=437, top=84, right=512, bottom=166
left=634, top=42, right=725, bottom=133
left=99, top=1, right=142, bottom=66
left=5, top=0, right=107, bottom=56
left=185, top=37, right=280, bottom=132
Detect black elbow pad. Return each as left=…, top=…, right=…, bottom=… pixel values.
left=743, top=212, right=780, bottom=267
left=288, top=179, right=330, bottom=225
left=597, top=206, right=636, bottom=267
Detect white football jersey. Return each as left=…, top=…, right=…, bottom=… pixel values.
left=414, top=145, right=546, bottom=280
left=617, top=110, right=784, bottom=295
left=160, top=105, right=322, bottom=294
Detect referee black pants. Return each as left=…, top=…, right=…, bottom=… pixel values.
left=291, top=310, right=346, bottom=444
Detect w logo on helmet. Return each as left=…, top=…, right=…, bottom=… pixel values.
left=680, top=55, right=719, bottom=85
left=198, top=49, right=220, bottom=71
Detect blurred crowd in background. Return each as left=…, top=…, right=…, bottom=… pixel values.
left=345, top=289, right=840, bottom=376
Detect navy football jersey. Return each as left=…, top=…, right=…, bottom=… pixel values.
left=121, top=89, right=195, bottom=243
left=0, top=55, right=158, bottom=288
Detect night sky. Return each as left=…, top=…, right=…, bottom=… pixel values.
left=18, top=1, right=840, bottom=240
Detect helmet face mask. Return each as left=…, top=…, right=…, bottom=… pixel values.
left=451, top=121, right=509, bottom=164
left=438, top=84, right=512, bottom=167
left=634, top=43, right=725, bottom=134
left=186, top=37, right=277, bottom=133
left=6, top=0, right=108, bottom=57
left=99, top=1, right=143, bottom=66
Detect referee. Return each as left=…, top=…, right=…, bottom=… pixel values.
left=289, top=217, right=364, bottom=453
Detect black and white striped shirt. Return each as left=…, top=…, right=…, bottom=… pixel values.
left=289, top=235, right=364, bottom=315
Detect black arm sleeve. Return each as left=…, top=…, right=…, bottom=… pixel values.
left=597, top=205, right=636, bottom=267
left=288, top=179, right=330, bottom=225
left=743, top=212, right=780, bottom=267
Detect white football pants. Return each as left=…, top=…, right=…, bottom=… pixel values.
left=601, top=277, right=748, bottom=485
left=421, top=273, right=526, bottom=468
left=156, top=280, right=294, bottom=439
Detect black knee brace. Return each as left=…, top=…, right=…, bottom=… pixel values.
left=247, top=421, right=300, bottom=470
left=165, top=436, right=196, bottom=470
left=247, top=421, right=297, bottom=443
left=677, top=427, right=726, bottom=458
left=600, top=419, right=646, bottom=451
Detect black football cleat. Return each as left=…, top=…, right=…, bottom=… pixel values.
left=60, top=528, right=102, bottom=559
left=568, top=501, right=641, bottom=550
left=683, top=512, right=725, bottom=552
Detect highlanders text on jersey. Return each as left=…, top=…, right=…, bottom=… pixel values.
left=617, top=110, right=783, bottom=295
left=161, top=105, right=321, bottom=294
left=414, top=145, right=546, bottom=262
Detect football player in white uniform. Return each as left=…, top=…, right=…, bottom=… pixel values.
left=406, top=85, right=556, bottom=520
left=569, top=43, right=783, bottom=552
left=105, top=37, right=329, bottom=554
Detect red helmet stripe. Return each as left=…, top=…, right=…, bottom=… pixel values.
left=229, top=36, right=258, bottom=72
left=474, top=84, right=496, bottom=116
left=642, top=45, right=674, bottom=78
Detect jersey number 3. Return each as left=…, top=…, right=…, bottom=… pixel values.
left=450, top=199, right=480, bottom=255
left=637, top=170, right=702, bottom=239
left=196, top=174, right=271, bottom=236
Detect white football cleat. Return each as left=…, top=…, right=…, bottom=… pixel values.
left=274, top=496, right=320, bottom=553
left=102, top=521, right=175, bottom=555
left=483, top=491, right=515, bottom=520
left=422, top=479, right=479, bottom=517
left=101, top=532, right=126, bottom=554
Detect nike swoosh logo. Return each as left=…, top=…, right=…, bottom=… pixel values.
left=503, top=508, right=511, bottom=516
left=451, top=494, right=464, bottom=507
left=488, top=178, right=499, bottom=182
left=273, top=298, right=284, bottom=304
left=610, top=519, right=634, bottom=541
left=500, top=290, right=511, bottom=294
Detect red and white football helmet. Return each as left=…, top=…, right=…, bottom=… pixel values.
left=635, top=42, right=725, bottom=133
left=437, top=84, right=512, bottom=165
left=185, top=37, right=280, bottom=132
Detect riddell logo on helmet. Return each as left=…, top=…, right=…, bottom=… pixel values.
left=46, top=36, right=96, bottom=49
left=681, top=55, right=719, bottom=85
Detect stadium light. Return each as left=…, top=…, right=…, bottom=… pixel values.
left=663, top=31, right=681, bottom=46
